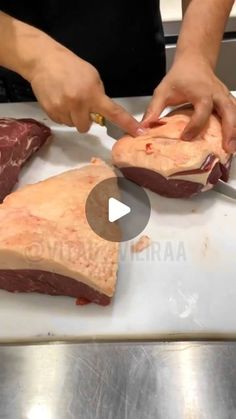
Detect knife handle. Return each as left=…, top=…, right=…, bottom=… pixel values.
left=90, top=112, right=105, bottom=126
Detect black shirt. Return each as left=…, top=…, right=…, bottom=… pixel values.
left=0, top=1, right=166, bottom=100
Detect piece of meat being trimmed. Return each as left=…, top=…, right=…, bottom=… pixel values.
left=112, top=107, right=233, bottom=198
left=0, top=117, right=51, bottom=202
left=0, top=158, right=120, bottom=306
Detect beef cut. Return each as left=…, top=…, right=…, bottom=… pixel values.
left=0, top=117, right=51, bottom=201
left=112, top=107, right=233, bottom=198
left=0, top=158, right=120, bottom=306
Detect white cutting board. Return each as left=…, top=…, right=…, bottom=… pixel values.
left=0, top=96, right=236, bottom=342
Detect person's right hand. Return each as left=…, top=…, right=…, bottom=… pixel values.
left=29, top=46, right=141, bottom=135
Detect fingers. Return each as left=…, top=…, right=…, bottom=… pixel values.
left=214, top=95, right=236, bottom=153
left=44, top=95, right=140, bottom=136
left=97, top=95, right=141, bottom=136
left=70, top=108, right=92, bottom=133
left=47, top=111, right=74, bottom=128
left=182, top=97, right=213, bottom=140
left=141, top=89, right=167, bottom=128
left=58, top=114, right=74, bottom=127
left=38, top=100, right=74, bottom=128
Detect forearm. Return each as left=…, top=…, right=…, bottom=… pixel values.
left=176, top=0, right=234, bottom=68
left=0, top=11, right=66, bottom=81
left=182, top=0, right=190, bottom=14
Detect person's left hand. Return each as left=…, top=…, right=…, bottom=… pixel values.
left=141, top=55, right=236, bottom=153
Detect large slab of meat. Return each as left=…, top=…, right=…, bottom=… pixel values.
left=0, top=117, right=51, bottom=202
left=112, top=108, right=233, bottom=198
left=0, top=158, right=120, bottom=306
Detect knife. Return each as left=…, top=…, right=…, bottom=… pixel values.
left=90, top=112, right=125, bottom=140
left=214, top=180, right=236, bottom=200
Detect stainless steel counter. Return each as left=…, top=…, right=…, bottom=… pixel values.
left=0, top=341, right=236, bottom=419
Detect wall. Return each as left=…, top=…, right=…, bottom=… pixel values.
left=160, top=0, right=236, bottom=89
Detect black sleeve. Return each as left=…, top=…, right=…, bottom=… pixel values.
left=0, top=1, right=45, bottom=29
left=0, top=1, right=18, bottom=16
left=0, top=1, right=44, bottom=101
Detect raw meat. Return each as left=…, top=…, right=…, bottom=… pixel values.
left=0, top=158, right=120, bottom=306
left=112, top=107, right=233, bottom=198
left=131, top=235, right=151, bottom=253
left=0, top=117, right=51, bottom=201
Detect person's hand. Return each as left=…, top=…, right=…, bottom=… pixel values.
left=142, top=56, right=236, bottom=153
left=29, top=46, right=141, bottom=135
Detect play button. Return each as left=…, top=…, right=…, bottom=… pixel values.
left=108, top=198, right=131, bottom=222
left=85, top=176, right=151, bottom=242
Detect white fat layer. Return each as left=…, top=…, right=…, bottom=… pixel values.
left=170, top=166, right=216, bottom=187
left=170, top=171, right=211, bottom=185
left=117, top=154, right=228, bottom=178
left=121, top=159, right=221, bottom=186
left=168, top=159, right=219, bottom=185
left=202, top=183, right=214, bottom=192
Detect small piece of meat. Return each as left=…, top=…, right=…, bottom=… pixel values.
left=76, top=297, right=91, bottom=306
left=131, top=235, right=152, bottom=253
left=112, top=107, right=233, bottom=198
left=145, top=143, right=154, bottom=154
left=0, top=117, right=51, bottom=202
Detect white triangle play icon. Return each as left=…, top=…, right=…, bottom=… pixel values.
left=108, top=197, right=131, bottom=223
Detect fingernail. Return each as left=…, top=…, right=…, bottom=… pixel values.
left=137, top=128, right=148, bottom=136
left=228, top=139, right=236, bottom=153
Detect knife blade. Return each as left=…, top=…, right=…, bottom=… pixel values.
left=214, top=179, right=236, bottom=200
left=90, top=112, right=125, bottom=140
